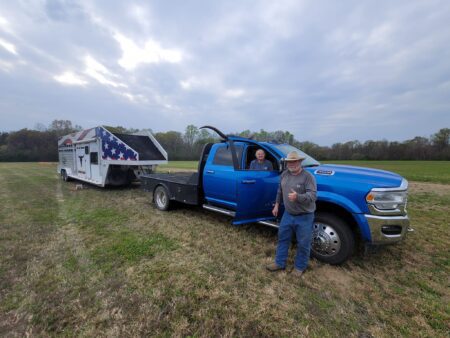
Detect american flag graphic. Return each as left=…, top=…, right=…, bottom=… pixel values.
left=96, top=127, right=138, bottom=161
left=77, top=128, right=94, bottom=141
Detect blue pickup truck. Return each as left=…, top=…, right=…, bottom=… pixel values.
left=141, top=126, right=412, bottom=264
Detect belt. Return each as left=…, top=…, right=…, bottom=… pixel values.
left=287, top=211, right=314, bottom=216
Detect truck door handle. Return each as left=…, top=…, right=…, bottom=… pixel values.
left=241, top=180, right=256, bottom=184
left=206, top=170, right=215, bottom=174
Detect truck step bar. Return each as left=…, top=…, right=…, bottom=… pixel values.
left=202, top=204, right=236, bottom=217
left=202, top=204, right=280, bottom=229
left=257, top=220, right=279, bottom=229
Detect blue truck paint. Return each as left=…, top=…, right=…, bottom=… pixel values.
left=141, top=129, right=410, bottom=264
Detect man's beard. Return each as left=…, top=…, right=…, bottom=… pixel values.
left=288, top=166, right=299, bottom=173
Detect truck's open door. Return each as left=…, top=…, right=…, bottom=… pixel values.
left=199, top=126, right=281, bottom=225
left=233, top=169, right=279, bottom=225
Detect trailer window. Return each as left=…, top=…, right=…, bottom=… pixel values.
left=212, top=145, right=243, bottom=167
left=90, top=152, right=98, bottom=165
left=84, top=146, right=89, bottom=155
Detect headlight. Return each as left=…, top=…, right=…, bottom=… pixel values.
left=366, top=190, right=408, bottom=210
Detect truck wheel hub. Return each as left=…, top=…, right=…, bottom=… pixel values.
left=312, top=222, right=341, bottom=256
left=156, top=191, right=166, bottom=207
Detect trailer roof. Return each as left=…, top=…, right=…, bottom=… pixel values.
left=58, top=126, right=166, bottom=161
left=113, top=133, right=166, bottom=160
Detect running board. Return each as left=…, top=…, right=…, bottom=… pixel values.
left=257, top=220, right=279, bottom=229
left=202, top=204, right=280, bottom=228
left=202, top=204, right=236, bottom=217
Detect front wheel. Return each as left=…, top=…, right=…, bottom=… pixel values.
left=153, top=185, right=170, bottom=211
left=311, top=212, right=355, bottom=265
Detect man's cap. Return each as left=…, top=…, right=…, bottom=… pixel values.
left=285, top=151, right=306, bottom=161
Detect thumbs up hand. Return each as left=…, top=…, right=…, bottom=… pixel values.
left=288, top=189, right=297, bottom=202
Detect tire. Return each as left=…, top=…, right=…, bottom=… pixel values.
left=107, top=167, right=129, bottom=186
left=61, top=170, right=70, bottom=182
left=311, top=212, right=355, bottom=265
left=153, top=185, right=170, bottom=211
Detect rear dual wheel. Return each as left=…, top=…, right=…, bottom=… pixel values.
left=153, top=185, right=170, bottom=211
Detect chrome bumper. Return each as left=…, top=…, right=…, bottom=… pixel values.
left=365, top=214, right=411, bottom=244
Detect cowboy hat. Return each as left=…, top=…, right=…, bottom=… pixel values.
left=285, top=151, right=306, bottom=161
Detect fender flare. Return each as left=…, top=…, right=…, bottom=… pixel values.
left=317, top=191, right=363, bottom=214
left=316, top=191, right=372, bottom=241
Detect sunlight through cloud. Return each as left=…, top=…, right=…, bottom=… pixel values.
left=114, top=33, right=182, bottom=70
left=0, top=38, right=17, bottom=55
left=0, top=16, right=9, bottom=28
left=54, top=71, right=88, bottom=86
left=84, top=55, right=126, bottom=88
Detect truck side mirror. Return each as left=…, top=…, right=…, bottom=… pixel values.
left=279, top=158, right=286, bottom=172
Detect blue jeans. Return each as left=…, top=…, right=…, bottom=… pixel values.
left=275, top=212, right=315, bottom=271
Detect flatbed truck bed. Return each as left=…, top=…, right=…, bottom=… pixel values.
left=141, top=172, right=200, bottom=206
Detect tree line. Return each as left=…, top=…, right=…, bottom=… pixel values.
left=0, top=120, right=448, bottom=161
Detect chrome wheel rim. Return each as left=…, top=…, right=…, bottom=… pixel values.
left=155, top=189, right=167, bottom=208
left=312, top=222, right=341, bottom=256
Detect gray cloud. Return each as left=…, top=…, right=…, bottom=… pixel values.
left=0, top=0, right=449, bottom=145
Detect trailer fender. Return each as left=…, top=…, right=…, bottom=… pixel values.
left=60, top=168, right=74, bottom=176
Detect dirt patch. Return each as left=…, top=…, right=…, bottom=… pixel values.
left=408, top=182, right=449, bottom=196
left=309, top=265, right=355, bottom=294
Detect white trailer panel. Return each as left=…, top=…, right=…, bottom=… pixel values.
left=57, top=126, right=168, bottom=187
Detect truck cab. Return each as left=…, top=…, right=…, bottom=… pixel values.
left=142, top=128, right=411, bottom=264
left=202, top=140, right=319, bottom=224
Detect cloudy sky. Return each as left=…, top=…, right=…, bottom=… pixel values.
left=0, top=0, right=449, bottom=145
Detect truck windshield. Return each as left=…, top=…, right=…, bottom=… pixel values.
left=273, top=144, right=320, bottom=167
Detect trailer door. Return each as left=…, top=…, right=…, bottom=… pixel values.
left=75, top=146, right=87, bottom=178
left=89, top=142, right=101, bottom=183
left=83, top=145, right=91, bottom=178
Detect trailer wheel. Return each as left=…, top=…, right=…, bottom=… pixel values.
left=61, top=170, right=70, bottom=182
left=311, top=212, right=355, bottom=265
left=154, top=185, right=170, bottom=211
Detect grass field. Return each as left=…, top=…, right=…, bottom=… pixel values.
left=326, top=161, right=450, bottom=184
left=160, top=160, right=450, bottom=184
left=159, top=161, right=200, bottom=170
left=0, top=162, right=449, bottom=336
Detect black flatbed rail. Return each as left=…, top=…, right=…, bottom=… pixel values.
left=141, top=172, right=200, bottom=205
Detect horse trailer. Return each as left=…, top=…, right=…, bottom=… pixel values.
left=57, top=126, right=168, bottom=187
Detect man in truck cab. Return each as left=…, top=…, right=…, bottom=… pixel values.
left=266, top=151, right=317, bottom=277
left=249, top=149, right=273, bottom=170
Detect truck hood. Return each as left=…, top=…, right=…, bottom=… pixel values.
left=312, top=164, right=405, bottom=189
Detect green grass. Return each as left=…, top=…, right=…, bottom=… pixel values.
left=159, top=160, right=450, bottom=184
left=324, top=160, right=450, bottom=184
left=92, top=232, right=178, bottom=271
left=159, top=161, right=199, bottom=170
left=0, top=162, right=449, bottom=336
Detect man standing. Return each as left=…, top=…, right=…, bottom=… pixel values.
left=266, top=151, right=317, bottom=277
left=249, top=149, right=273, bottom=171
